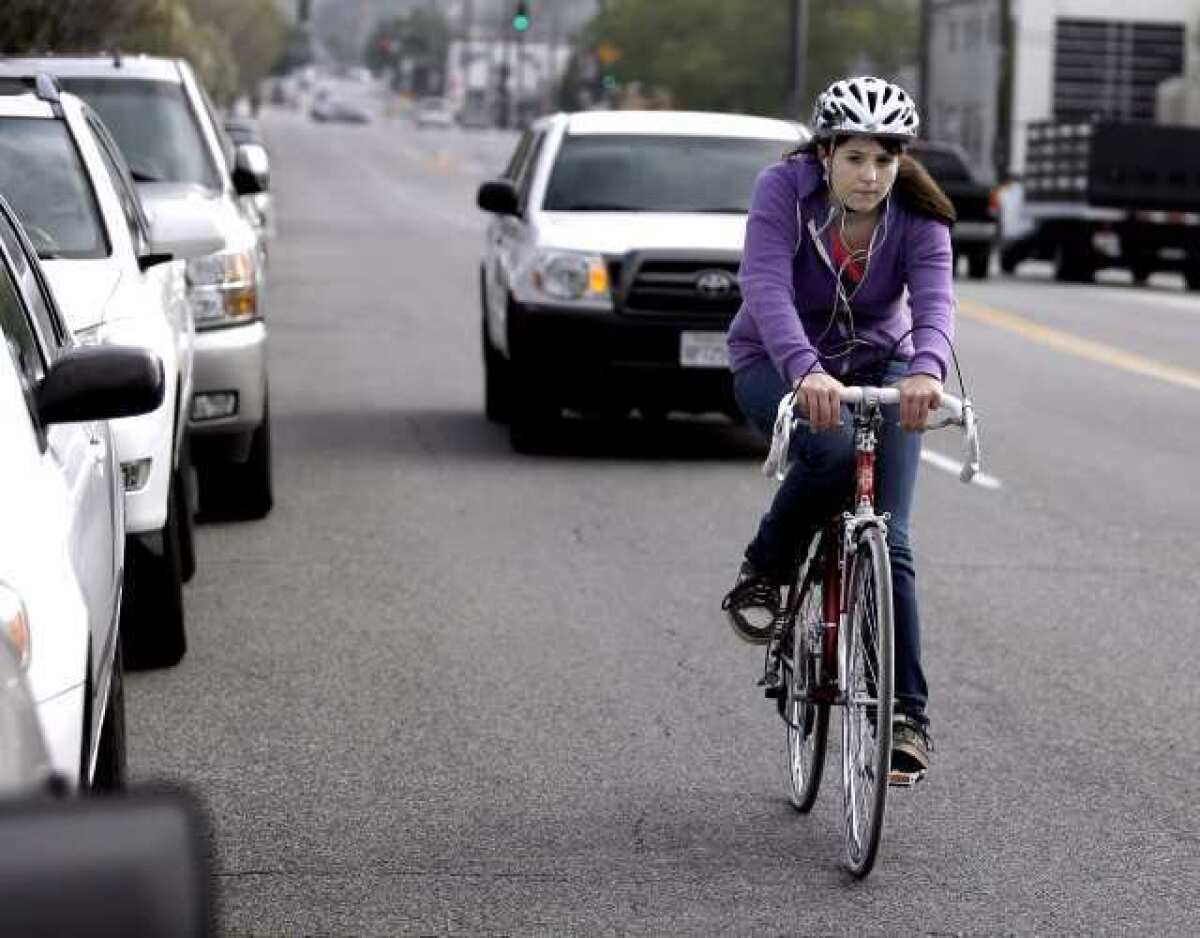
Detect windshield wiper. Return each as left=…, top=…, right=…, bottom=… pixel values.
left=130, top=169, right=164, bottom=183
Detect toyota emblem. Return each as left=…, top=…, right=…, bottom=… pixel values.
left=695, top=269, right=737, bottom=298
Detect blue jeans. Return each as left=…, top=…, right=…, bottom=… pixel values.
left=734, top=357, right=929, bottom=721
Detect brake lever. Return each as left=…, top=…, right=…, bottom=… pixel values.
left=959, top=400, right=981, bottom=483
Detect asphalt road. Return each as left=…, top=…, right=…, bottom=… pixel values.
left=128, top=109, right=1200, bottom=936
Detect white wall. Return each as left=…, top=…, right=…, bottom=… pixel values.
left=1008, top=0, right=1200, bottom=171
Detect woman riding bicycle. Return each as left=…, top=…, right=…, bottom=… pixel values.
left=722, top=76, right=956, bottom=776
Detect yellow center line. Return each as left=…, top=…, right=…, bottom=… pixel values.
left=956, top=297, right=1200, bottom=393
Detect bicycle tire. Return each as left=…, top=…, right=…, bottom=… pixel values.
left=785, top=558, right=830, bottom=813
left=840, top=524, right=895, bottom=878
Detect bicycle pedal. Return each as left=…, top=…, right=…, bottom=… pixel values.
left=887, top=769, right=926, bottom=788
left=763, top=685, right=784, bottom=700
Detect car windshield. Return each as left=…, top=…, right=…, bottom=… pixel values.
left=910, top=147, right=973, bottom=183
left=0, top=118, right=108, bottom=259
left=58, top=78, right=222, bottom=191
left=542, top=134, right=789, bottom=213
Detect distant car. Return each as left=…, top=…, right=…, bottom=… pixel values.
left=476, top=109, right=804, bottom=450
left=0, top=79, right=224, bottom=668
left=0, top=192, right=164, bottom=788
left=414, top=97, right=456, bottom=129
left=907, top=140, right=998, bottom=279
left=0, top=55, right=276, bottom=521
left=310, top=93, right=371, bottom=124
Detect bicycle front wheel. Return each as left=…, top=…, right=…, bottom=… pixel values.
left=784, top=561, right=830, bottom=813
left=840, top=524, right=895, bottom=878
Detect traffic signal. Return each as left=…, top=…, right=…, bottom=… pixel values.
left=512, top=2, right=530, bottom=33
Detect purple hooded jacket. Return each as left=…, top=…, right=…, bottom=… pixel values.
left=726, top=154, right=955, bottom=385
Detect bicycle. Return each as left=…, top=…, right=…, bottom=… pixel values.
left=759, top=383, right=981, bottom=878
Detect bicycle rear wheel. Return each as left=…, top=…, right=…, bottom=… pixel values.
left=840, top=524, right=895, bottom=878
left=784, top=550, right=830, bottom=813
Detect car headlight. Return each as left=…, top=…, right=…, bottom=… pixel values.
left=0, top=583, right=31, bottom=670
left=187, top=248, right=258, bottom=328
left=529, top=250, right=610, bottom=303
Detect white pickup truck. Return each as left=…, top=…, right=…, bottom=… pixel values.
left=476, top=110, right=805, bottom=451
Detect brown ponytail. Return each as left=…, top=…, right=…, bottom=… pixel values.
left=894, top=154, right=956, bottom=226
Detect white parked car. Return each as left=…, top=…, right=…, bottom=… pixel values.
left=476, top=110, right=804, bottom=450
left=0, top=80, right=221, bottom=668
left=1, top=56, right=275, bottom=519
left=0, top=193, right=164, bottom=787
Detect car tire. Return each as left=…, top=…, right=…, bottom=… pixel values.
left=1184, top=262, right=1200, bottom=292
left=121, top=491, right=187, bottom=670
left=198, top=396, right=274, bottom=521
left=483, top=317, right=511, bottom=423
left=91, top=642, right=127, bottom=791
left=967, top=248, right=990, bottom=279
left=176, top=436, right=197, bottom=584
left=508, top=374, right=557, bottom=453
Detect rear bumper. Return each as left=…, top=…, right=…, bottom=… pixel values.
left=952, top=220, right=998, bottom=246
left=509, top=303, right=736, bottom=413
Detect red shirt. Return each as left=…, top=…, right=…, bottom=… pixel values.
left=831, top=229, right=864, bottom=284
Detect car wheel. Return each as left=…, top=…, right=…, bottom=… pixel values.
left=508, top=374, right=557, bottom=453
left=121, top=491, right=187, bottom=670
left=176, top=436, right=197, bottom=584
left=91, top=642, right=127, bottom=791
left=967, top=248, right=990, bottom=279
left=483, top=317, right=511, bottom=423
left=198, top=396, right=274, bottom=521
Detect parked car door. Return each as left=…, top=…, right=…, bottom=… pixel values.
left=0, top=217, right=119, bottom=691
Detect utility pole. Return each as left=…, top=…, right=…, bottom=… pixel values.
left=789, top=0, right=809, bottom=116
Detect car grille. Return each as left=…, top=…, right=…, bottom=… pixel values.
left=615, top=252, right=742, bottom=319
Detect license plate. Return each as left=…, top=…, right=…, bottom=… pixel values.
left=680, top=331, right=730, bottom=368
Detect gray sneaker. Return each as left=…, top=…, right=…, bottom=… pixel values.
left=891, top=715, right=932, bottom=776
left=721, top=562, right=780, bottom=645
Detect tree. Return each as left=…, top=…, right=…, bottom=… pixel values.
left=365, top=8, right=451, bottom=95
left=0, top=0, right=287, bottom=106
left=586, top=0, right=919, bottom=117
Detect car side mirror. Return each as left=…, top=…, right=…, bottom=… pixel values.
left=0, top=788, right=211, bottom=937
left=142, top=206, right=224, bottom=270
left=37, top=346, right=164, bottom=425
left=477, top=179, right=519, bottom=216
left=232, top=143, right=270, bottom=196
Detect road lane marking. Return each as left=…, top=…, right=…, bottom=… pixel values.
left=957, top=298, right=1200, bottom=393
left=921, top=448, right=1002, bottom=490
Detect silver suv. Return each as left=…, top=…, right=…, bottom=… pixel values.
left=1, top=55, right=274, bottom=518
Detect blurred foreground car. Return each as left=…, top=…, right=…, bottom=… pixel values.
left=0, top=79, right=222, bottom=668
left=476, top=110, right=804, bottom=450
left=0, top=56, right=276, bottom=519
left=414, top=96, right=456, bottom=129
left=0, top=193, right=163, bottom=788
left=0, top=787, right=212, bottom=937
left=908, top=139, right=997, bottom=279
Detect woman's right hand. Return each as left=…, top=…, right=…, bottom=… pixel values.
left=796, top=372, right=845, bottom=431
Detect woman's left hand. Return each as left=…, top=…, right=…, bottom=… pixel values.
left=897, top=374, right=943, bottom=431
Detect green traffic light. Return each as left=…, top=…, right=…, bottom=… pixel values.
left=512, top=13, right=529, bottom=31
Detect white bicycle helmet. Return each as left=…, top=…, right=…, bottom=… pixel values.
left=812, top=76, right=919, bottom=140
